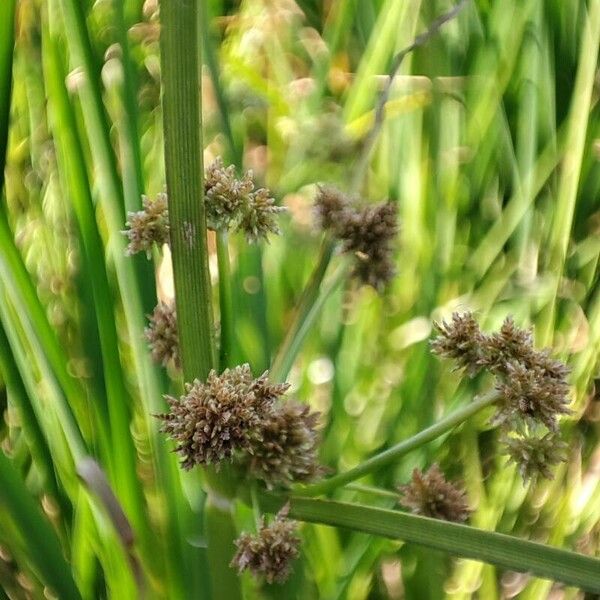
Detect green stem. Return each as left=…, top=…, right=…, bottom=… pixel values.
left=160, top=3, right=240, bottom=599
left=0, top=0, right=15, bottom=195
left=199, top=0, right=242, bottom=167
left=344, top=483, right=399, bottom=500
left=205, top=494, right=243, bottom=599
left=216, top=231, right=235, bottom=370
left=295, top=391, right=498, bottom=497
left=258, top=494, right=600, bottom=594
left=270, top=238, right=338, bottom=381
left=160, top=0, right=214, bottom=379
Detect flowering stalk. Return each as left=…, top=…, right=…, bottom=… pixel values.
left=294, top=390, right=498, bottom=497
left=159, top=2, right=240, bottom=598
left=270, top=255, right=350, bottom=382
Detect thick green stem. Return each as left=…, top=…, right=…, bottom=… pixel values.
left=294, top=391, right=498, bottom=497
left=216, top=231, right=235, bottom=370
left=205, top=494, right=243, bottom=599
left=161, top=0, right=214, bottom=379
left=160, top=2, right=240, bottom=598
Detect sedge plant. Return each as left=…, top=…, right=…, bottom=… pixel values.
left=1, top=0, right=600, bottom=598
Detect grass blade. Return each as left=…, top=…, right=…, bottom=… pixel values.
left=0, top=451, right=82, bottom=600
left=261, top=494, right=600, bottom=594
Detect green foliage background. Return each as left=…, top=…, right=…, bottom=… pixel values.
left=0, top=0, right=599, bottom=598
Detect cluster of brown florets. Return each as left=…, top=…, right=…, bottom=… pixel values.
left=144, top=302, right=179, bottom=368
left=245, top=400, right=323, bottom=489
left=231, top=506, right=300, bottom=584
left=431, top=312, right=572, bottom=482
left=123, top=193, right=170, bottom=257
left=314, top=186, right=399, bottom=292
left=158, top=366, right=318, bottom=582
left=122, top=158, right=285, bottom=255
left=397, top=464, right=471, bottom=523
left=205, top=158, right=285, bottom=242
left=156, top=364, right=322, bottom=488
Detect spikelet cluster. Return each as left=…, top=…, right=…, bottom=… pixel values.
left=205, top=158, right=285, bottom=242
left=157, top=365, right=322, bottom=485
left=157, top=366, right=287, bottom=469
left=502, top=432, right=568, bottom=483
left=246, top=400, right=322, bottom=489
left=397, top=464, right=471, bottom=523
left=231, top=507, right=300, bottom=584
left=123, top=193, right=169, bottom=257
left=314, top=186, right=399, bottom=291
left=431, top=312, right=572, bottom=481
left=144, top=302, right=179, bottom=368
left=430, top=312, right=486, bottom=377
left=123, top=159, right=284, bottom=256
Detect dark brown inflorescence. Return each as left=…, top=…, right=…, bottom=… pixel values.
left=502, top=432, right=568, bottom=483
left=314, top=185, right=352, bottom=231
left=431, top=312, right=572, bottom=481
left=123, top=158, right=284, bottom=255
left=144, top=302, right=179, bottom=368
left=231, top=507, right=300, bottom=584
left=156, top=364, right=322, bottom=484
left=204, top=157, right=285, bottom=242
left=156, top=365, right=288, bottom=469
left=492, top=360, right=571, bottom=433
left=430, top=312, right=487, bottom=377
left=397, top=464, right=471, bottom=523
left=246, top=400, right=322, bottom=489
left=123, top=193, right=170, bottom=257
left=314, top=186, right=399, bottom=291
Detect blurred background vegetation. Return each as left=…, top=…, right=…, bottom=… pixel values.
left=0, top=0, right=599, bottom=598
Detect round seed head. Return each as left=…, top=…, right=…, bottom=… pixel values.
left=123, top=193, right=169, bottom=257
left=398, top=464, right=471, bottom=523
left=246, top=400, right=322, bottom=489
left=430, top=312, right=486, bottom=376
left=502, top=432, right=568, bottom=483
left=156, top=365, right=287, bottom=469
left=144, top=302, right=179, bottom=368
left=231, top=508, right=300, bottom=584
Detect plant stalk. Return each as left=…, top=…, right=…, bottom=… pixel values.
left=295, top=391, right=498, bottom=496
left=270, top=237, right=337, bottom=381
left=160, top=2, right=241, bottom=598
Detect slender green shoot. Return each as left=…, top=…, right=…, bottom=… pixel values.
left=295, top=391, right=498, bottom=496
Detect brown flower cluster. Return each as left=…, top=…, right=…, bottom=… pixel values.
left=144, top=302, right=179, bottom=368
left=123, top=159, right=284, bottom=256
left=502, top=432, right=568, bottom=483
left=157, top=366, right=286, bottom=469
left=314, top=186, right=399, bottom=292
left=246, top=400, right=322, bottom=489
left=430, top=312, right=486, bottom=377
left=397, top=464, right=471, bottom=523
left=205, top=158, right=285, bottom=242
left=123, top=193, right=169, bottom=257
left=431, top=312, right=572, bottom=481
left=231, top=507, right=300, bottom=584
left=157, top=365, right=322, bottom=486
